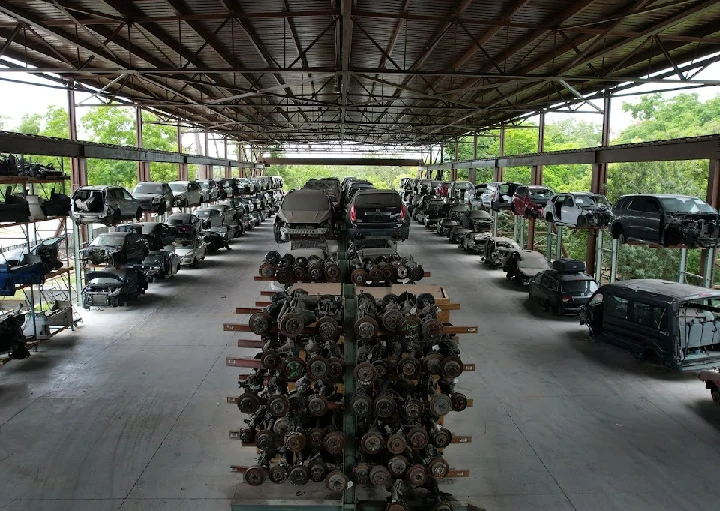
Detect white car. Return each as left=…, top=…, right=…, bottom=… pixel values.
left=169, top=181, right=203, bottom=208
left=175, top=237, right=207, bottom=268
left=543, top=192, right=613, bottom=228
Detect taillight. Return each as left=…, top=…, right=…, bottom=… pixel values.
left=400, top=205, right=407, bottom=220
left=350, top=204, right=356, bottom=222
left=561, top=295, right=572, bottom=302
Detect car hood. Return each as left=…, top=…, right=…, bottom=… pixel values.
left=133, top=192, right=163, bottom=200
left=174, top=246, right=196, bottom=256
left=279, top=210, right=332, bottom=224
left=83, top=244, right=122, bottom=253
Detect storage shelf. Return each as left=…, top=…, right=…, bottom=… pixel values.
left=18, top=267, right=74, bottom=290
left=0, top=215, right=69, bottom=229
left=0, top=176, right=68, bottom=185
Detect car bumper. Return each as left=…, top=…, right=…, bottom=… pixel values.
left=349, top=224, right=409, bottom=240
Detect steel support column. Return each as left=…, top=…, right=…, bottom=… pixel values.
left=701, top=157, right=720, bottom=284
left=469, top=134, right=478, bottom=185
left=224, top=138, right=231, bottom=178
left=177, top=119, right=188, bottom=180
left=527, top=113, right=545, bottom=250
left=135, top=106, right=150, bottom=182
left=451, top=139, right=459, bottom=181
left=587, top=91, right=612, bottom=275
left=493, top=125, right=505, bottom=181
left=67, top=81, right=86, bottom=190
left=201, top=131, right=210, bottom=180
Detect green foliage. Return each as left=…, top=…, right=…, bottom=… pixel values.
left=13, top=106, right=70, bottom=178
left=271, top=164, right=412, bottom=191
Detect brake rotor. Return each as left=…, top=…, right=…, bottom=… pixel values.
left=432, top=427, right=453, bottom=449
left=428, top=457, right=450, bottom=479
left=354, top=316, right=379, bottom=342
left=244, top=466, right=266, bottom=486
left=451, top=392, right=468, bottom=412
left=248, top=312, right=272, bottom=335
left=433, top=502, right=453, bottom=511
left=309, top=266, right=325, bottom=282
left=325, top=470, right=348, bottom=492
left=308, top=459, right=327, bottom=482
left=307, top=355, right=329, bottom=379
left=378, top=262, right=394, bottom=280
left=430, top=394, right=453, bottom=417
left=422, top=353, right=443, bottom=375
left=284, top=431, right=307, bottom=453
left=316, top=317, right=340, bottom=342
left=382, top=310, right=403, bottom=332
left=288, top=465, right=310, bottom=486
left=350, top=393, right=372, bottom=417
left=387, top=501, right=409, bottom=511
left=279, top=313, right=305, bottom=337
left=407, top=464, right=427, bottom=486
left=275, top=268, right=294, bottom=285
left=351, top=268, right=369, bottom=285
left=369, top=267, right=384, bottom=283
left=256, top=430, right=276, bottom=451
left=387, top=455, right=408, bottom=478
left=422, top=319, right=444, bottom=343
left=386, top=432, right=408, bottom=454
left=417, top=292, right=436, bottom=308
left=374, top=394, right=396, bottom=418
left=408, top=265, right=425, bottom=282
left=282, top=356, right=306, bottom=381
left=288, top=394, right=306, bottom=415
left=373, top=360, right=388, bottom=379
left=307, top=394, right=329, bottom=416
left=261, top=350, right=280, bottom=369
left=238, top=428, right=254, bottom=442
left=259, top=262, right=276, bottom=278
left=402, top=398, right=422, bottom=419
left=352, top=462, right=371, bottom=484
left=323, top=431, right=345, bottom=454
left=272, top=417, right=291, bottom=437
left=328, top=357, right=344, bottom=380
left=324, top=262, right=341, bottom=282
left=407, top=426, right=429, bottom=449
left=353, top=362, right=377, bottom=384
left=308, top=428, right=325, bottom=450
left=360, top=430, right=384, bottom=455
left=237, top=392, right=261, bottom=414
left=396, top=265, right=408, bottom=279
left=398, top=357, right=420, bottom=379
left=292, top=266, right=308, bottom=281
left=441, top=355, right=463, bottom=378
left=268, top=465, right=287, bottom=484
left=369, top=465, right=391, bottom=486
left=400, top=315, right=422, bottom=342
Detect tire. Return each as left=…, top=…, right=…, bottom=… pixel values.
left=550, top=302, right=560, bottom=316
left=190, top=257, right=200, bottom=269
left=612, top=224, right=626, bottom=244
left=577, top=215, right=587, bottom=228
left=135, top=208, right=143, bottom=221
left=711, top=388, right=720, bottom=404
left=545, top=213, right=553, bottom=223
left=664, top=227, right=682, bottom=247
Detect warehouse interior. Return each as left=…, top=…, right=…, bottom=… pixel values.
left=1, top=1, right=720, bottom=511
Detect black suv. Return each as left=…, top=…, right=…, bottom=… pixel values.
left=347, top=190, right=409, bottom=241
left=528, top=259, right=598, bottom=315
left=611, top=194, right=720, bottom=247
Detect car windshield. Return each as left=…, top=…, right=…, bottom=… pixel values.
left=90, top=233, right=126, bottom=247
left=195, top=210, right=217, bottom=218
left=355, top=194, right=401, bottom=208
left=199, top=182, right=209, bottom=189
left=134, top=183, right=163, bottom=194
left=169, top=183, right=186, bottom=192
left=659, top=197, right=717, bottom=214
left=283, top=193, right=328, bottom=211
left=562, top=279, right=598, bottom=296
left=530, top=188, right=553, bottom=199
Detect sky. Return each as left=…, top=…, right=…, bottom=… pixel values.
left=1, top=61, right=719, bottom=158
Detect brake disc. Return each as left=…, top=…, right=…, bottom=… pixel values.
left=402, top=398, right=422, bottom=419
left=407, top=426, right=429, bottom=449
left=282, top=356, right=306, bottom=381
left=374, top=394, right=396, bottom=418
left=316, top=317, right=340, bottom=342
left=382, top=310, right=403, bottom=332
left=451, top=392, right=468, bottom=412
left=328, top=357, right=344, bottom=380
left=324, top=262, right=341, bottom=282
left=267, top=395, right=290, bottom=417
left=279, top=313, right=305, bottom=337
left=248, top=312, right=272, bottom=335
left=430, top=394, right=453, bottom=417
left=255, top=430, right=276, bottom=451
left=288, top=465, right=310, bottom=486
left=272, top=417, right=291, bottom=437
left=398, top=356, right=420, bottom=379
left=244, top=466, right=266, bottom=486
left=308, top=428, right=325, bottom=450
left=354, top=316, right=379, bottom=342
left=351, top=268, right=369, bottom=285
left=352, top=462, right=371, bottom=484
left=349, top=393, right=372, bottom=417
left=259, top=262, right=276, bottom=278
left=325, top=470, right=348, bottom=492
left=261, top=349, right=280, bottom=369
left=284, top=431, right=307, bottom=452
left=369, top=465, right=391, bottom=486
left=237, top=392, right=261, bottom=414
left=432, top=427, right=453, bottom=449
left=268, top=465, right=287, bottom=484
left=428, top=457, right=450, bottom=479
left=360, top=430, right=384, bottom=454
left=441, top=355, right=463, bottom=378
left=307, top=394, right=329, bottom=417
left=323, top=431, right=345, bottom=454
left=308, top=459, right=327, bottom=482
left=407, top=464, right=428, bottom=487
left=307, top=355, right=329, bottom=379
left=422, top=353, right=443, bottom=375
left=422, top=318, right=444, bottom=343
left=353, top=362, right=377, bottom=384
left=387, top=455, right=408, bottom=478
left=386, top=432, right=408, bottom=454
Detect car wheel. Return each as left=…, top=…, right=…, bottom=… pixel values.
left=545, top=213, right=553, bottom=223
left=135, top=208, right=143, bottom=220
left=551, top=302, right=560, bottom=316
left=191, top=257, right=200, bottom=269
left=612, top=224, right=626, bottom=244
left=664, top=227, right=682, bottom=247
left=711, top=388, right=720, bottom=404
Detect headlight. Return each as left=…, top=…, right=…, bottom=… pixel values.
left=152, top=197, right=162, bottom=203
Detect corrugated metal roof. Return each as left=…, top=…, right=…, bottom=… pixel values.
left=0, top=0, right=718, bottom=145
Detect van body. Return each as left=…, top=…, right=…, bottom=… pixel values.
left=581, top=279, right=720, bottom=370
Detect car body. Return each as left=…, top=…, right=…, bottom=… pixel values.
left=116, top=222, right=177, bottom=251
left=611, top=194, right=720, bottom=247
left=1, top=236, right=63, bottom=275
left=698, top=370, right=720, bottom=403
left=165, top=213, right=202, bottom=239
left=197, top=179, right=219, bottom=203
left=348, top=189, right=409, bottom=241
left=271, top=176, right=284, bottom=189
left=207, top=203, right=243, bottom=236
left=195, top=207, right=232, bottom=243
left=175, top=237, right=207, bottom=268
left=169, top=181, right=203, bottom=207
left=305, top=178, right=342, bottom=211
left=459, top=209, right=493, bottom=231
left=419, top=198, right=447, bottom=227
left=482, top=236, right=520, bottom=267
left=81, top=267, right=147, bottom=308
left=236, top=178, right=254, bottom=195
left=0, top=256, right=44, bottom=295
left=461, top=231, right=492, bottom=253
left=529, top=260, right=598, bottom=315
left=435, top=181, right=451, bottom=198
left=275, top=188, right=334, bottom=242
left=503, top=250, right=552, bottom=285
left=468, top=183, right=494, bottom=208
left=512, top=185, right=555, bottom=217
left=490, top=182, right=521, bottom=211
left=448, top=181, right=474, bottom=202
left=71, top=186, right=142, bottom=225
left=345, top=181, right=375, bottom=204
left=219, top=198, right=252, bottom=232
left=132, top=182, right=174, bottom=214
left=139, top=249, right=181, bottom=281
left=544, top=192, right=613, bottom=228
left=580, top=279, right=720, bottom=371
left=80, top=231, right=148, bottom=266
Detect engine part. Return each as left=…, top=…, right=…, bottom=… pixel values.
left=288, top=464, right=310, bottom=486
left=245, top=466, right=267, bottom=486
left=369, top=465, right=391, bottom=486
left=325, top=470, right=348, bottom=492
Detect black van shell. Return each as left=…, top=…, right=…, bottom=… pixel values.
left=582, top=279, right=720, bottom=371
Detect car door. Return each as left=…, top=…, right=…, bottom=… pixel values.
left=514, top=186, right=527, bottom=214
left=163, top=184, right=173, bottom=208
left=624, top=196, right=647, bottom=240
left=561, top=196, right=577, bottom=225
left=643, top=197, right=662, bottom=243
left=119, top=188, right=135, bottom=217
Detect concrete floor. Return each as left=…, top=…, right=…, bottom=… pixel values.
left=1, top=221, right=720, bottom=511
